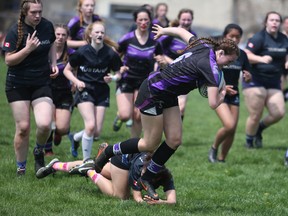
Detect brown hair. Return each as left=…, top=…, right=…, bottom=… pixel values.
left=54, top=23, right=70, bottom=64
left=154, top=3, right=168, bottom=18
left=263, top=11, right=282, bottom=25
left=84, top=21, right=119, bottom=50
left=16, top=0, right=42, bottom=50
left=170, top=8, right=194, bottom=27
left=180, top=37, right=240, bottom=57
left=77, top=0, right=95, bottom=27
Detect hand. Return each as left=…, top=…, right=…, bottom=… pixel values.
left=242, top=70, right=252, bottom=83
left=75, top=80, right=85, bottom=91
left=225, top=85, right=238, bottom=95
left=25, top=30, right=41, bottom=52
left=152, top=24, right=164, bottom=40
left=120, top=66, right=129, bottom=74
left=154, top=55, right=168, bottom=68
left=143, top=195, right=160, bottom=205
left=261, top=55, right=272, bottom=64
left=50, top=65, right=59, bottom=79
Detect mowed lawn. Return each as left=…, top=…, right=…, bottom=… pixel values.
left=0, top=57, right=288, bottom=216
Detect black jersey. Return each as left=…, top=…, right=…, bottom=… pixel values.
left=222, top=49, right=251, bottom=91
left=69, top=44, right=122, bottom=85
left=246, top=29, right=288, bottom=81
left=3, top=18, right=55, bottom=89
left=118, top=31, right=163, bottom=80
left=127, top=152, right=175, bottom=192
left=51, top=47, right=75, bottom=90
left=148, top=40, right=222, bottom=96
left=67, top=15, right=101, bottom=41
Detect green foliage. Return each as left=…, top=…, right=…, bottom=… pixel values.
left=0, top=58, right=288, bottom=215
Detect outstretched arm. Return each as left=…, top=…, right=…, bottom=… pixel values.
left=152, top=24, right=195, bottom=44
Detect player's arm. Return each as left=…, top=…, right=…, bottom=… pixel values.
left=152, top=24, right=194, bottom=44
left=143, top=189, right=177, bottom=205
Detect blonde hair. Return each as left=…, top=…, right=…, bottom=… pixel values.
left=84, top=21, right=119, bottom=50
left=16, top=0, right=42, bottom=50
left=77, top=0, right=95, bottom=27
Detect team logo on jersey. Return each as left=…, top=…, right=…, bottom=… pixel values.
left=4, top=42, right=10, bottom=48
left=248, top=42, right=254, bottom=48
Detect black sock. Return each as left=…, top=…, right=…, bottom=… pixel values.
left=246, top=134, right=254, bottom=145
left=257, top=121, right=267, bottom=135
left=105, top=138, right=140, bottom=157
left=142, top=141, right=176, bottom=180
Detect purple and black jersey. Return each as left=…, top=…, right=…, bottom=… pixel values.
left=148, top=40, right=222, bottom=97
left=51, top=47, right=75, bottom=90
left=246, top=29, right=288, bottom=81
left=69, top=44, right=122, bottom=85
left=3, top=18, right=55, bottom=89
left=159, top=29, right=197, bottom=60
left=118, top=31, right=163, bottom=80
left=67, top=15, right=101, bottom=41
left=222, top=49, right=251, bottom=92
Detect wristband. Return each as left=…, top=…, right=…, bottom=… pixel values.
left=111, top=75, right=119, bottom=82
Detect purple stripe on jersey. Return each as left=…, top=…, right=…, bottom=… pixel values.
left=209, top=49, right=220, bottom=84
left=151, top=75, right=196, bottom=90
left=67, top=16, right=80, bottom=28
left=126, top=44, right=155, bottom=59
left=118, top=31, right=134, bottom=44
left=148, top=71, right=161, bottom=79
left=136, top=98, right=152, bottom=110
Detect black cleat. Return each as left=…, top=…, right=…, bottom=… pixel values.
left=69, top=159, right=94, bottom=176
left=255, top=132, right=263, bottom=148
left=34, top=147, right=45, bottom=173
left=94, top=143, right=109, bottom=173
left=36, top=158, right=59, bottom=179
left=137, top=177, right=159, bottom=200
left=208, top=147, right=218, bottom=163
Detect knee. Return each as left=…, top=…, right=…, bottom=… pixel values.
left=118, top=113, right=130, bottom=122
left=55, top=126, right=69, bottom=136
left=224, top=122, right=236, bottom=134
left=166, top=135, right=182, bottom=149
left=16, top=122, right=30, bottom=137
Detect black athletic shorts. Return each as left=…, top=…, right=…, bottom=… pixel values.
left=52, top=89, right=73, bottom=110
left=6, top=85, right=52, bottom=103
left=74, top=83, right=110, bottom=107
left=116, top=77, right=145, bottom=94
left=110, top=155, right=130, bottom=170
left=135, top=79, right=179, bottom=116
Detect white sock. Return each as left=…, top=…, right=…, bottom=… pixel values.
left=74, top=130, right=84, bottom=142
left=82, top=131, right=93, bottom=161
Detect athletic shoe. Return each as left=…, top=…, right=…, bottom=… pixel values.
left=125, top=119, right=133, bottom=128
left=16, top=168, right=26, bottom=177
left=137, top=177, right=159, bottom=200
left=53, top=132, right=62, bottom=146
left=94, top=143, right=109, bottom=173
left=245, top=142, right=254, bottom=149
left=208, top=147, right=218, bottom=163
left=34, top=147, right=45, bottom=173
left=69, top=159, right=94, bottom=176
left=36, top=158, right=59, bottom=179
left=255, top=131, right=263, bottom=148
left=113, top=115, right=123, bottom=132
left=68, top=133, right=79, bottom=157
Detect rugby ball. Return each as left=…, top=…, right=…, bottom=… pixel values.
left=198, top=70, right=225, bottom=98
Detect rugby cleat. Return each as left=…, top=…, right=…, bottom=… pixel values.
left=36, top=158, right=59, bottom=179
left=69, top=159, right=94, bottom=176
left=94, top=143, right=109, bottom=173
left=137, top=177, right=159, bottom=200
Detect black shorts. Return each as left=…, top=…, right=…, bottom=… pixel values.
left=52, top=89, right=73, bottom=110
left=5, top=85, right=52, bottom=103
left=110, top=155, right=130, bottom=170
left=135, top=79, right=179, bottom=116
left=224, top=94, right=240, bottom=106
left=116, top=77, right=145, bottom=94
left=242, top=76, right=281, bottom=90
left=74, top=83, right=110, bottom=107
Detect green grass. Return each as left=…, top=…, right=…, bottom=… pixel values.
left=0, top=57, right=288, bottom=216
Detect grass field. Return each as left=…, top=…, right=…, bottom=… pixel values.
left=0, top=57, right=288, bottom=216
